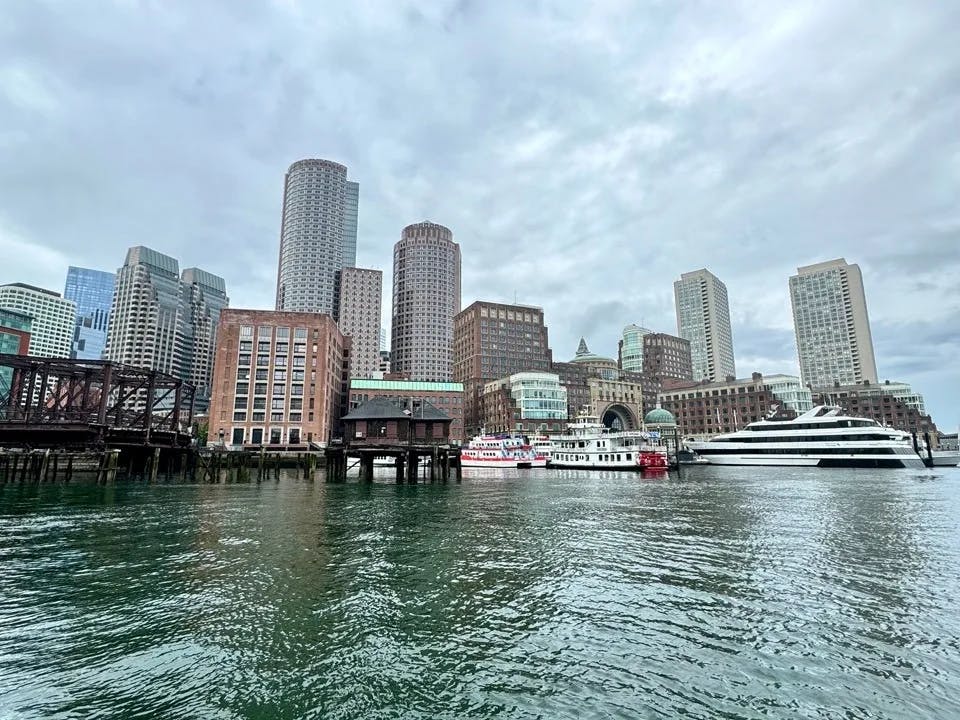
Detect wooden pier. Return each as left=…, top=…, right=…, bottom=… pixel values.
left=328, top=396, right=460, bottom=483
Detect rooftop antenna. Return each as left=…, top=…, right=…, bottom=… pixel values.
left=514, top=289, right=517, bottom=304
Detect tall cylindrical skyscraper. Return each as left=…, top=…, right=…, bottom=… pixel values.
left=275, top=159, right=359, bottom=314
left=391, top=222, right=461, bottom=382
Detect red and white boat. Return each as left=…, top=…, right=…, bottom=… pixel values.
left=460, top=433, right=548, bottom=469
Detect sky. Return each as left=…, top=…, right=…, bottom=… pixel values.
left=1, top=1, right=958, bottom=427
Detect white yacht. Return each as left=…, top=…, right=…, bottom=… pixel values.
left=687, top=405, right=925, bottom=469
left=550, top=412, right=668, bottom=471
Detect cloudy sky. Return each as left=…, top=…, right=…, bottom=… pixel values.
left=2, top=1, right=958, bottom=426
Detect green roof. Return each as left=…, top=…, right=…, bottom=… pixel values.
left=645, top=407, right=676, bottom=424
left=350, top=379, right=464, bottom=392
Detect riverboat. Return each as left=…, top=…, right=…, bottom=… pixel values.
left=460, top=433, right=548, bottom=469
left=531, top=435, right=554, bottom=464
left=686, top=405, right=925, bottom=468
left=549, top=412, right=668, bottom=471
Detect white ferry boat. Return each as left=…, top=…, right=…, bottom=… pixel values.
left=686, top=405, right=925, bottom=469
left=531, top=435, right=553, bottom=464
left=460, top=433, right=548, bottom=469
left=549, top=413, right=668, bottom=471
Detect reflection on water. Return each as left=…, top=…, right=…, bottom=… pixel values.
left=1, top=467, right=960, bottom=718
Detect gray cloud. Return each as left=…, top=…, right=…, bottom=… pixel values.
left=1, top=0, right=958, bottom=426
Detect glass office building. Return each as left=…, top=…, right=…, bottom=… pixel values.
left=64, top=266, right=115, bottom=360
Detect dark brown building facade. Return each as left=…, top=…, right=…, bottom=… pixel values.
left=346, top=378, right=465, bottom=442
left=642, top=333, right=692, bottom=385
left=453, top=301, right=552, bottom=435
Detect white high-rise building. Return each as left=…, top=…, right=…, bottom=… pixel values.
left=0, top=283, right=75, bottom=357
left=619, top=324, right=652, bottom=373
left=105, top=247, right=228, bottom=404
left=673, top=269, right=736, bottom=382
left=391, top=222, right=461, bottom=382
left=335, top=267, right=382, bottom=379
left=789, top=258, right=877, bottom=388
left=275, top=159, right=359, bottom=315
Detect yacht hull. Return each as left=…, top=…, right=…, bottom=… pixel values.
left=691, top=453, right=924, bottom=469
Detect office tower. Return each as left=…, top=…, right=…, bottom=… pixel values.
left=0, top=283, right=75, bottom=358
left=63, top=266, right=115, bottom=360
left=673, top=269, right=736, bottom=382
left=105, top=246, right=228, bottom=405
left=789, top=258, right=878, bottom=388
left=391, top=221, right=461, bottom=382
left=275, top=159, right=359, bottom=314
left=335, top=267, right=382, bottom=378
left=343, top=181, right=359, bottom=269
left=453, top=301, right=552, bottom=434
left=0, top=308, right=32, bottom=395
left=618, top=324, right=652, bottom=373
left=181, top=268, right=230, bottom=401
left=380, top=327, right=387, bottom=352
left=208, top=310, right=347, bottom=447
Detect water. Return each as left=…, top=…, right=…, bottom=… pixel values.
left=1, top=467, right=959, bottom=719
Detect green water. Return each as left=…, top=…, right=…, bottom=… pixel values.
left=2, top=467, right=960, bottom=719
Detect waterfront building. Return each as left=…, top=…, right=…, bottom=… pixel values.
left=789, top=258, right=878, bottom=387
left=0, top=308, right=32, bottom=397
left=479, top=371, right=567, bottom=434
left=275, top=159, right=359, bottom=315
left=346, top=377, right=464, bottom=442
left=658, top=373, right=798, bottom=438
left=453, top=300, right=552, bottom=435
left=761, top=374, right=813, bottom=413
left=811, top=380, right=937, bottom=440
left=63, top=266, right=115, bottom=360
left=391, top=222, right=461, bottom=382
left=334, top=267, right=382, bottom=379
left=105, top=247, right=228, bottom=407
left=618, top=324, right=652, bottom=373
left=551, top=339, right=646, bottom=430
left=673, top=269, right=736, bottom=382
left=0, top=283, right=75, bottom=358
left=209, top=309, right=347, bottom=448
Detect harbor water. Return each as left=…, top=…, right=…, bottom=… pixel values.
left=2, top=466, right=959, bottom=719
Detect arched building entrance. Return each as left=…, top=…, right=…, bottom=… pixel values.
left=599, top=403, right=639, bottom=431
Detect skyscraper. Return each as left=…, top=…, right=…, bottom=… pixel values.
left=105, top=246, right=228, bottom=405
left=618, top=324, right=652, bottom=373
left=673, top=269, right=736, bottom=382
left=63, top=266, right=115, bottom=360
left=0, top=283, right=75, bottom=358
left=275, top=159, right=359, bottom=314
left=391, top=221, right=461, bottom=382
left=789, top=258, right=877, bottom=388
left=335, top=267, right=382, bottom=379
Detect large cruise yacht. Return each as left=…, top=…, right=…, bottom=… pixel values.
left=686, top=405, right=925, bottom=469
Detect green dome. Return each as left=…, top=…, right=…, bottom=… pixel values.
left=644, top=407, right=676, bottom=425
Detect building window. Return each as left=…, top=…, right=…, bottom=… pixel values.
left=270, top=428, right=282, bottom=444
left=233, top=412, right=246, bottom=422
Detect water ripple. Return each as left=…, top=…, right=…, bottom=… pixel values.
left=1, top=468, right=960, bottom=718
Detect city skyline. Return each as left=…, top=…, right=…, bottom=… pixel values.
left=1, top=3, right=957, bottom=426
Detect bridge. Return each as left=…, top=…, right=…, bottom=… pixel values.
left=0, top=354, right=196, bottom=452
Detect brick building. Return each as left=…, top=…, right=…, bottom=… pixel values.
left=479, top=371, right=567, bottom=434
left=209, top=309, right=348, bottom=448
left=453, top=301, right=552, bottom=436
left=658, top=373, right=796, bottom=438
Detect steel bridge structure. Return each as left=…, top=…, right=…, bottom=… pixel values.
left=0, top=354, right=196, bottom=450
